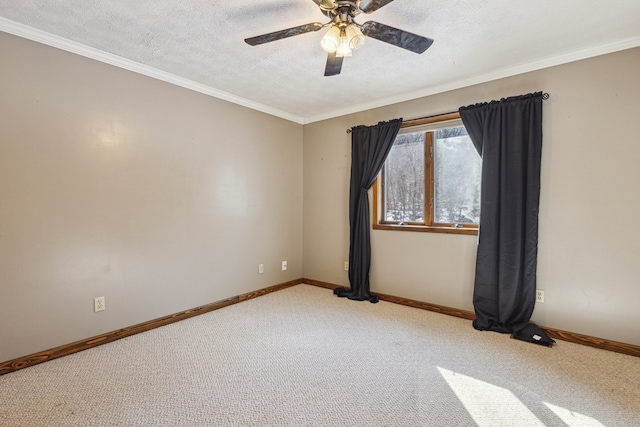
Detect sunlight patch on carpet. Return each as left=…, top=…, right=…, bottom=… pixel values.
left=437, top=367, right=545, bottom=427
left=544, top=402, right=605, bottom=427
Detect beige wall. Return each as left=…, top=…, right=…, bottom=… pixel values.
left=0, top=32, right=303, bottom=362
left=303, top=47, right=640, bottom=346
left=2, top=29, right=639, bottom=364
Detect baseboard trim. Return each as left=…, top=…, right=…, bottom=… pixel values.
left=302, top=278, right=475, bottom=320
left=4, top=277, right=637, bottom=376
left=0, top=278, right=303, bottom=376
left=238, top=279, right=301, bottom=301
left=302, top=278, right=640, bottom=358
left=541, top=327, right=640, bottom=357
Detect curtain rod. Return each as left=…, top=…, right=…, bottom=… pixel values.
left=346, top=92, right=549, bottom=134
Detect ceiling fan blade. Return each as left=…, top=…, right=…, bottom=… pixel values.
left=361, top=21, right=433, bottom=54
left=360, top=0, right=395, bottom=13
left=324, top=52, right=343, bottom=76
left=245, top=22, right=323, bottom=46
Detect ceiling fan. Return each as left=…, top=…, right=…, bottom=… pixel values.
left=245, top=0, right=434, bottom=76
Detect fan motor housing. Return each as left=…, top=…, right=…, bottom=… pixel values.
left=321, top=1, right=362, bottom=20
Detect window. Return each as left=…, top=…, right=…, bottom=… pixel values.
left=373, top=113, right=481, bottom=235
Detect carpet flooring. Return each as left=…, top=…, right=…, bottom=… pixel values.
left=1, top=284, right=639, bottom=426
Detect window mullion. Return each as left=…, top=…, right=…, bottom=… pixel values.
left=425, top=131, right=434, bottom=227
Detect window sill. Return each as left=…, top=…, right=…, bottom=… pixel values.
left=373, top=223, right=478, bottom=236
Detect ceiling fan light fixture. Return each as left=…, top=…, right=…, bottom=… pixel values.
left=345, top=24, right=365, bottom=50
left=320, top=25, right=341, bottom=53
left=246, top=0, right=433, bottom=76
left=336, top=34, right=353, bottom=57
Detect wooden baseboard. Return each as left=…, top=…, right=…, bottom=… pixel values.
left=301, top=278, right=340, bottom=291
left=0, top=278, right=303, bottom=376
left=541, top=327, right=640, bottom=357
left=302, top=278, right=640, bottom=359
left=3, top=277, right=637, bottom=376
left=302, top=278, right=475, bottom=320
left=238, top=279, right=300, bottom=301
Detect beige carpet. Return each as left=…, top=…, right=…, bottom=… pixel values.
left=1, top=284, right=639, bottom=426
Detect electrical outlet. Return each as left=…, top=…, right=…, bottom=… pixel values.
left=344, top=261, right=349, bottom=271
left=94, top=296, right=105, bottom=312
left=281, top=261, right=287, bottom=271
left=258, top=264, right=264, bottom=274
left=536, top=290, right=545, bottom=303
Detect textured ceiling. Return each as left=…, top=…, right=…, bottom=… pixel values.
left=1, top=0, right=639, bottom=123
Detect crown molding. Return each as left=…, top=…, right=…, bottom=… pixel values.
left=304, top=35, right=640, bottom=124
left=2, top=17, right=639, bottom=126
left=0, top=17, right=306, bottom=124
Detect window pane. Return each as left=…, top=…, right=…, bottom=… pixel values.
left=384, top=132, right=425, bottom=222
left=433, top=127, right=481, bottom=224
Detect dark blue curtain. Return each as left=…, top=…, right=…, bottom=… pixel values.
left=334, top=118, right=403, bottom=303
left=459, top=92, right=547, bottom=338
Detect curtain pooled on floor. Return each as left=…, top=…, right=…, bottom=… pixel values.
left=334, top=118, right=403, bottom=303
left=459, top=92, right=543, bottom=334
